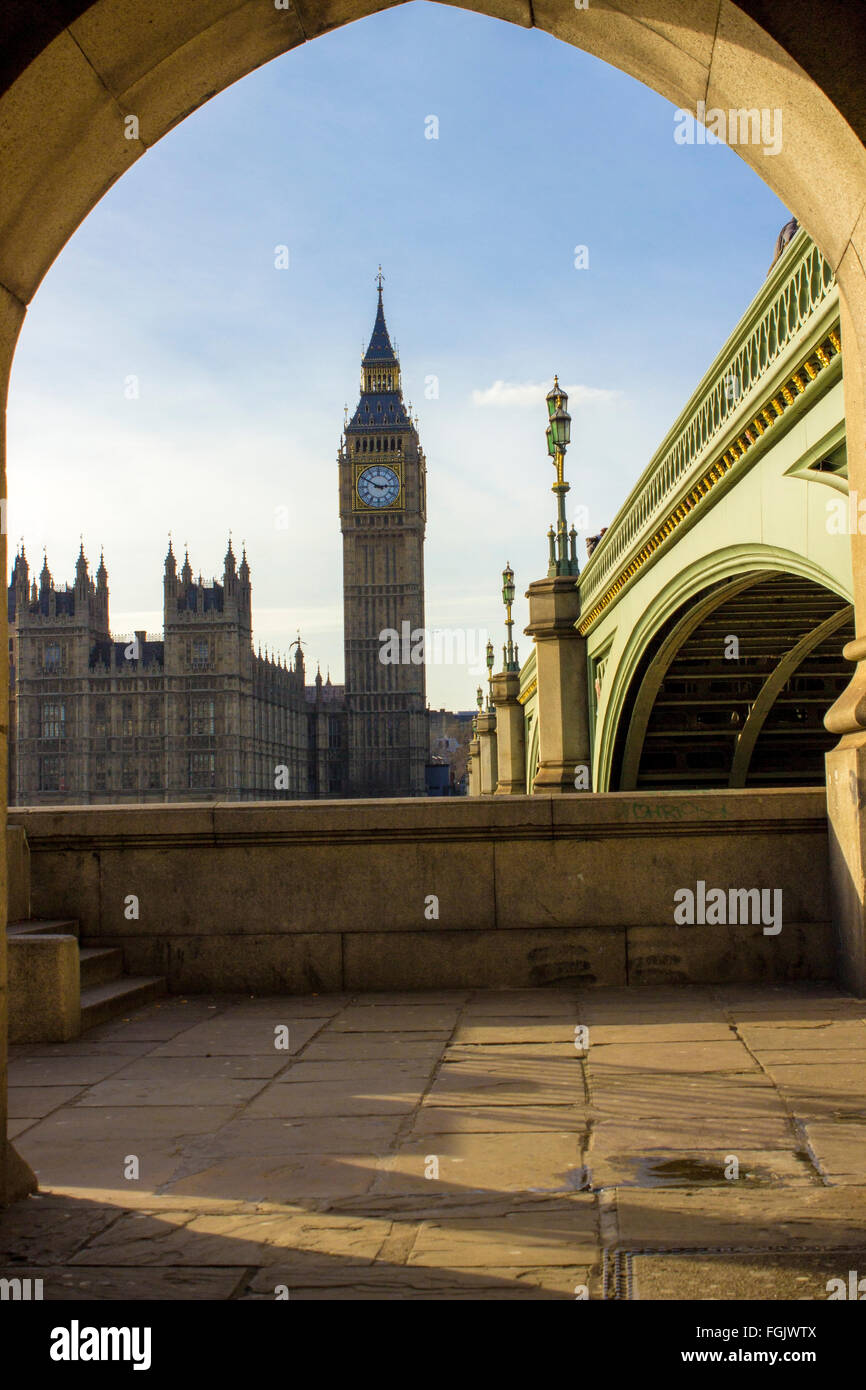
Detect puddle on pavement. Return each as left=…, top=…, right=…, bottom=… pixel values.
left=627, top=1157, right=777, bottom=1188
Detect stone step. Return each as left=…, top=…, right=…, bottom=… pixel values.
left=79, top=946, right=124, bottom=990
left=80, top=976, right=167, bottom=1032
left=7, top=918, right=80, bottom=940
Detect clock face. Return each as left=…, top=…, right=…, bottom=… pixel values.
left=357, top=464, right=400, bottom=508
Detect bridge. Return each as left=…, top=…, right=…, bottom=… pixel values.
left=511, top=228, right=852, bottom=794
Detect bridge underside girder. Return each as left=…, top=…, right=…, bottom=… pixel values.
left=614, top=572, right=854, bottom=791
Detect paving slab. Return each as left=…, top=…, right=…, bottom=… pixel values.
left=737, top=1022, right=866, bottom=1050
left=373, top=1131, right=585, bottom=1195
left=459, top=992, right=578, bottom=1016
left=750, top=1049, right=866, bottom=1067
left=244, top=1079, right=428, bottom=1119
left=587, top=1041, right=760, bottom=1075
left=107, top=1054, right=290, bottom=1081
left=0, top=1265, right=248, bottom=1300
left=587, top=1116, right=798, bottom=1154
left=8, top=1055, right=146, bottom=1087
left=71, top=1209, right=389, bottom=1266
left=84, top=1001, right=227, bottom=1041
left=585, top=1023, right=736, bottom=1044
left=802, top=1120, right=866, bottom=1181
left=76, top=1078, right=269, bottom=1108
left=0, top=1196, right=121, bottom=1263
left=408, top=1105, right=588, bottom=1135
left=15, top=1105, right=237, bottom=1144
left=8, top=1086, right=88, bottom=1119
left=225, top=995, right=351, bottom=1016
left=628, top=1251, right=866, bottom=1301
left=346, top=993, right=472, bottom=1007
left=9, top=1039, right=160, bottom=1058
left=7, top=1117, right=38, bottom=1139
left=243, top=1263, right=597, bottom=1299
left=177, top=1114, right=404, bottom=1158
left=423, top=1060, right=582, bottom=1107
left=451, top=1022, right=582, bottom=1045
left=22, top=1145, right=189, bottom=1199
left=148, top=1018, right=331, bottom=1056
left=588, top=1075, right=788, bottom=1121
left=273, top=1060, right=438, bottom=1085
left=616, top=1187, right=866, bottom=1249
left=445, top=1043, right=580, bottom=1060
left=757, top=1063, right=866, bottom=1116
left=331, top=1006, right=461, bottom=1032
left=408, top=1199, right=597, bottom=1266
left=162, top=1153, right=384, bottom=1202
left=588, top=1148, right=816, bottom=1189
left=300, top=1033, right=450, bottom=1061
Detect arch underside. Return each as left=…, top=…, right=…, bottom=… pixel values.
left=612, top=571, right=854, bottom=790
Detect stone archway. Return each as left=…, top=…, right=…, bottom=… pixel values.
left=609, top=570, right=854, bottom=791
left=2, top=2, right=866, bottom=1203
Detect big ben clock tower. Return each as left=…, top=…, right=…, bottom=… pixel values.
left=339, top=273, right=428, bottom=798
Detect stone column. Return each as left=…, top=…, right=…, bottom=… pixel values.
left=476, top=710, right=498, bottom=795
left=824, top=292, right=866, bottom=994
left=524, top=576, right=589, bottom=794
left=467, top=737, right=480, bottom=796
left=491, top=671, right=526, bottom=793
left=0, top=288, right=36, bottom=1204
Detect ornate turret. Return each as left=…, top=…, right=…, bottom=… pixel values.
left=75, top=541, right=89, bottom=592
left=12, top=545, right=29, bottom=596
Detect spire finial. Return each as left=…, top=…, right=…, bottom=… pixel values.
left=376, top=264, right=384, bottom=294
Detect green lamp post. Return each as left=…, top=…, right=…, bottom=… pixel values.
left=501, top=562, right=520, bottom=672
left=545, top=376, right=579, bottom=578
left=473, top=684, right=483, bottom=734
left=485, top=639, right=495, bottom=707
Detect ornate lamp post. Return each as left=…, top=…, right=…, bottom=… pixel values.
left=545, top=376, right=579, bottom=578
left=474, top=684, right=483, bottom=733
left=501, top=563, right=520, bottom=672
left=485, top=639, right=495, bottom=707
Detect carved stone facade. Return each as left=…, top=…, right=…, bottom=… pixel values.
left=7, top=541, right=348, bottom=805
left=339, top=284, right=428, bottom=797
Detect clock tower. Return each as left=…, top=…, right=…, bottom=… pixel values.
left=339, top=276, right=428, bottom=797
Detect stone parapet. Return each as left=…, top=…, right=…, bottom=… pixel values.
left=9, top=789, right=834, bottom=992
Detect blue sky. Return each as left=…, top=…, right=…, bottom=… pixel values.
left=7, top=1, right=790, bottom=708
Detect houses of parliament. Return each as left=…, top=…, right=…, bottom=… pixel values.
left=7, top=284, right=434, bottom=806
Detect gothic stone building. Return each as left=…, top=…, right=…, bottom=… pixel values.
left=8, top=281, right=432, bottom=805
left=7, top=541, right=348, bottom=805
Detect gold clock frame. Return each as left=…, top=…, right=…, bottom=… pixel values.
left=353, top=459, right=404, bottom=512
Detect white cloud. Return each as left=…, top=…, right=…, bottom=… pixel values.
left=471, top=380, right=622, bottom=408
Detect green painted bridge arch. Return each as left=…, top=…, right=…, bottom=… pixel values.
left=519, top=227, right=853, bottom=792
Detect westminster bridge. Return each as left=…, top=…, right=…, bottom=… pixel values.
left=505, top=228, right=852, bottom=796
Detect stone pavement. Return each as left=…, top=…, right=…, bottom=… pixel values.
left=3, top=984, right=866, bottom=1300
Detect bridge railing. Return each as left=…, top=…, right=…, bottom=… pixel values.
left=579, top=229, right=838, bottom=620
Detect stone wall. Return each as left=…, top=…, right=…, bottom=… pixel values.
left=9, top=789, right=834, bottom=992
